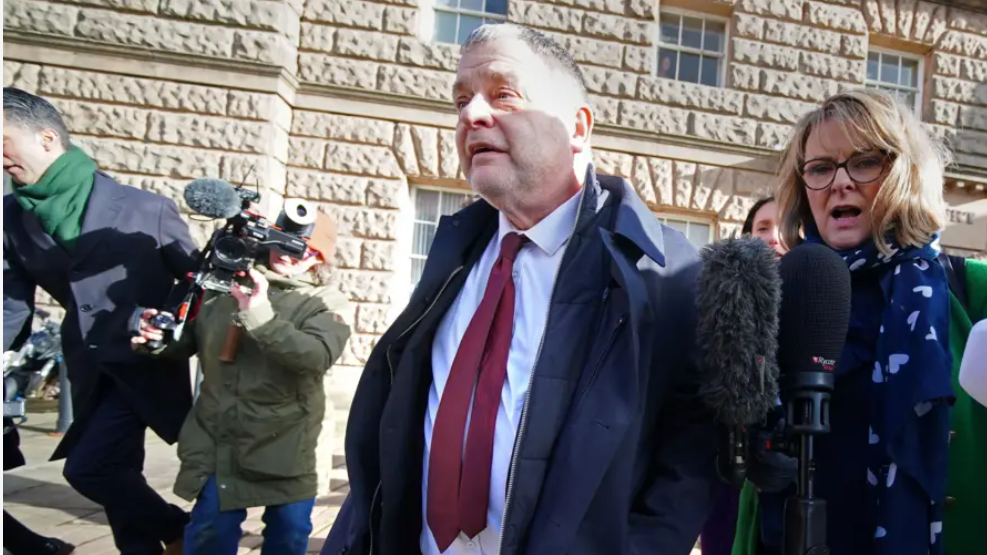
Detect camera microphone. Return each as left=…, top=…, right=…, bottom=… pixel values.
left=184, top=178, right=244, bottom=219
left=696, top=236, right=782, bottom=485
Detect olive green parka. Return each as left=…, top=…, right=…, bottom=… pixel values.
left=154, top=266, right=351, bottom=511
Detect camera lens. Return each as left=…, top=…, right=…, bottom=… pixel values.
left=295, top=205, right=308, bottom=217
left=214, top=236, right=249, bottom=264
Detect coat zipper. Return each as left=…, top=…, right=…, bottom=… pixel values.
left=368, top=266, right=464, bottom=555
left=386, top=267, right=465, bottom=382
left=366, top=483, right=381, bottom=555
left=573, top=313, right=626, bottom=410
left=496, top=188, right=590, bottom=555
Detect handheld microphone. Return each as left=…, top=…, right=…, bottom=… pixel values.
left=775, top=242, right=851, bottom=555
left=183, top=178, right=244, bottom=219
left=696, top=236, right=782, bottom=485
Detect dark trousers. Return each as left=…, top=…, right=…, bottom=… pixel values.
left=4, top=510, right=55, bottom=554
left=62, top=380, right=188, bottom=555
left=701, top=482, right=741, bottom=555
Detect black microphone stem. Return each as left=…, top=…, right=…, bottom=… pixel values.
left=798, top=435, right=810, bottom=498
left=784, top=391, right=829, bottom=555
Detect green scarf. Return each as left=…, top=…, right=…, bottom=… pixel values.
left=11, top=146, right=97, bottom=250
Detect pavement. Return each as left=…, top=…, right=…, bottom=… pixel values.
left=4, top=403, right=703, bottom=555
left=3, top=404, right=347, bottom=555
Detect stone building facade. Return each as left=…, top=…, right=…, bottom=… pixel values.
left=4, top=0, right=987, bottom=492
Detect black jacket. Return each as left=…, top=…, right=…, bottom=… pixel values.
left=3, top=172, right=198, bottom=460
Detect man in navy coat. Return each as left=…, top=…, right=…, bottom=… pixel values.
left=322, top=24, right=718, bottom=555
left=3, top=87, right=198, bottom=554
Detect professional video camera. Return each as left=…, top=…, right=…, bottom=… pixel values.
left=132, top=177, right=337, bottom=357
left=183, top=178, right=329, bottom=294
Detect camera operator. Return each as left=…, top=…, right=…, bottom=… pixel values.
left=132, top=209, right=351, bottom=555
left=3, top=87, right=197, bottom=555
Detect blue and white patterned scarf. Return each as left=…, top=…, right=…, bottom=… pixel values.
left=806, top=227, right=954, bottom=554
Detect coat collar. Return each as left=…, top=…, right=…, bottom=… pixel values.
left=593, top=171, right=666, bottom=267
left=424, top=167, right=667, bottom=286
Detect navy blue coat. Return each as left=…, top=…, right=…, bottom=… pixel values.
left=322, top=173, right=718, bottom=555
left=3, top=172, right=198, bottom=460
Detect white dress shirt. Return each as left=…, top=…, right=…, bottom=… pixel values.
left=420, top=189, right=583, bottom=555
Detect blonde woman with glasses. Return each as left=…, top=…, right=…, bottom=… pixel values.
left=734, top=89, right=954, bottom=555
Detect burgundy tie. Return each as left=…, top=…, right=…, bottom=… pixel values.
left=427, top=232, right=527, bottom=552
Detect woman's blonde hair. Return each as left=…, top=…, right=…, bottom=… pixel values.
left=775, top=89, right=950, bottom=255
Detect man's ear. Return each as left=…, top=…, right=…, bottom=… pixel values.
left=571, top=105, right=594, bottom=154
left=38, top=129, right=61, bottom=152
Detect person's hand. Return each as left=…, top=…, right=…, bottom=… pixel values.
left=230, top=268, right=269, bottom=311
left=131, top=309, right=171, bottom=345
left=3, top=350, right=19, bottom=368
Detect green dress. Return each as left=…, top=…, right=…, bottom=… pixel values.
left=732, top=259, right=987, bottom=555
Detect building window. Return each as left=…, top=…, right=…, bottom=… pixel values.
left=656, top=10, right=727, bottom=87
left=432, top=0, right=508, bottom=45
left=656, top=214, right=714, bottom=250
left=866, top=49, right=922, bottom=112
left=411, top=188, right=475, bottom=285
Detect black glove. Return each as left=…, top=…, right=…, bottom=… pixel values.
left=746, top=417, right=799, bottom=493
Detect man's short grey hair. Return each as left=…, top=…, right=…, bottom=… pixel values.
left=3, top=87, right=71, bottom=150
left=462, top=23, right=589, bottom=101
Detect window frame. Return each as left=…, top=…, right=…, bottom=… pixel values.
left=864, top=47, right=924, bottom=113
left=654, top=8, right=730, bottom=88
left=654, top=211, right=716, bottom=248
left=409, top=185, right=476, bottom=286
left=426, top=0, right=509, bottom=46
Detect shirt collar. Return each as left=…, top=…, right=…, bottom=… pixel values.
left=497, top=187, right=583, bottom=256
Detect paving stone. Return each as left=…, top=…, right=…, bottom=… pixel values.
left=4, top=410, right=348, bottom=551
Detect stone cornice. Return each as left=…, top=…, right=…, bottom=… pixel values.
left=3, top=31, right=299, bottom=96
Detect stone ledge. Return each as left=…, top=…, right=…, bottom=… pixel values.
left=3, top=31, right=297, bottom=94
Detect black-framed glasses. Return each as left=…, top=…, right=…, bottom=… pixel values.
left=800, top=152, right=889, bottom=191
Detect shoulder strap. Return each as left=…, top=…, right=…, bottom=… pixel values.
left=939, top=253, right=969, bottom=314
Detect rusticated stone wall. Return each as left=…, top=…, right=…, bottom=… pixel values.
left=5, top=0, right=987, bottom=492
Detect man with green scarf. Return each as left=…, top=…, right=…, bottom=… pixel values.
left=3, top=87, right=199, bottom=555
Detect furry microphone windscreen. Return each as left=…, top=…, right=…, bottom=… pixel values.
left=697, top=237, right=782, bottom=426
left=183, top=178, right=243, bottom=219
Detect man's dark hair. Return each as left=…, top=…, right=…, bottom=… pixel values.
left=742, top=195, right=776, bottom=235
left=462, top=23, right=589, bottom=101
left=3, top=87, right=71, bottom=149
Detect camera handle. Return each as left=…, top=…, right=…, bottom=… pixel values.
left=782, top=371, right=833, bottom=555
left=218, top=323, right=243, bottom=363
